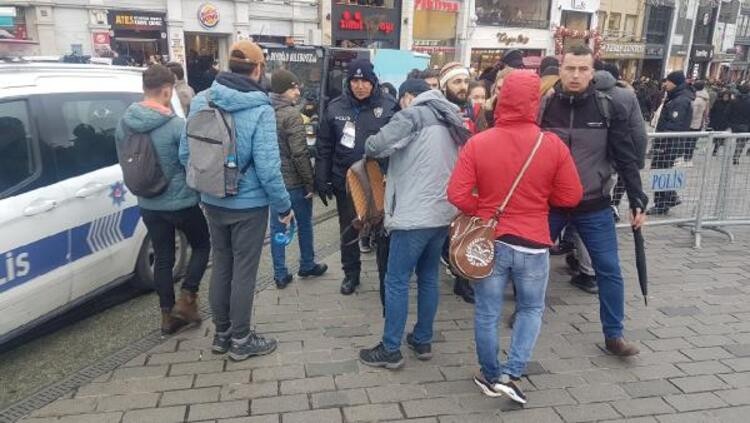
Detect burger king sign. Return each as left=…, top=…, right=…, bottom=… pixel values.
left=198, top=3, right=219, bottom=29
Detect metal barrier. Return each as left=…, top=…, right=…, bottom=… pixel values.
left=612, top=131, right=750, bottom=248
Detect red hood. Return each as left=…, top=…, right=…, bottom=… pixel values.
left=495, top=71, right=541, bottom=126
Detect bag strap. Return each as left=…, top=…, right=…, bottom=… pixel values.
left=492, top=132, right=545, bottom=220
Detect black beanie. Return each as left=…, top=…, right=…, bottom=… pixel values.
left=539, top=56, right=559, bottom=75
left=271, top=69, right=300, bottom=94
left=666, top=70, right=686, bottom=86
left=542, top=66, right=559, bottom=77
left=398, top=78, right=431, bottom=100
left=501, top=49, right=525, bottom=69
left=347, top=58, right=378, bottom=86
left=603, top=63, right=621, bottom=81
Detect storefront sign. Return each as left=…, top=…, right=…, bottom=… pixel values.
left=571, top=0, right=588, bottom=10
left=332, top=3, right=401, bottom=48
left=197, top=3, right=220, bottom=29
left=415, top=0, right=459, bottom=13
left=267, top=50, right=319, bottom=64
left=691, top=44, right=713, bottom=63
left=112, top=13, right=164, bottom=30
left=645, top=44, right=666, bottom=58
left=339, top=10, right=396, bottom=34
left=496, top=32, right=530, bottom=46
left=603, top=42, right=646, bottom=59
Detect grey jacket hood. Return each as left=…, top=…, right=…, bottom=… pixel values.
left=594, top=70, right=617, bottom=91
left=410, top=90, right=469, bottom=146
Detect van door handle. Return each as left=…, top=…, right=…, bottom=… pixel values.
left=75, top=183, right=107, bottom=198
left=23, top=200, right=57, bottom=216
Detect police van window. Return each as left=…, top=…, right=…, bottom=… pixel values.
left=36, top=92, right=140, bottom=181
left=0, top=101, right=37, bottom=198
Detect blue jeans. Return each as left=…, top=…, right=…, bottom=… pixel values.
left=475, top=243, right=549, bottom=380
left=382, top=227, right=447, bottom=352
left=270, top=187, right=315, bottom=280
left=550, top=208, right=625, bottom=339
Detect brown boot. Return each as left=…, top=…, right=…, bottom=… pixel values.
left=605, top=337, right=640, bottom=357
left=173, top=289, right=202, bottom=324
left=161, top=310, right=189, bottom=335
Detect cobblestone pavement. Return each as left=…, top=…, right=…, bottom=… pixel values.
left=16, top=225, right=750, bottom=423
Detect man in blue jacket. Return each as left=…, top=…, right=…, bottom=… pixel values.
left=315, top=59, right=398, bottom=295
left=180, top=41, right=293, bottom=362
left=116, top=64, right=210, bottom=336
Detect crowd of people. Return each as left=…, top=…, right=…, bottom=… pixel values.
left=114, top=40, right=750, bottom=405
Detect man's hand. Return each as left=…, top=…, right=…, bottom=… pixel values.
left=279, top=210, right=295, bottom=227
left=316, top=181, right=334, bottom=207
left=630, top=208, right=646, bottom=230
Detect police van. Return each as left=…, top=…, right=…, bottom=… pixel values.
left=0, top=63, right=188, bottom=344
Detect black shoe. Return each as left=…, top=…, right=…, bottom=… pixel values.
left=570, top=273, right=598, bottom=294
left=298, top=263, right=328, bottom=278
left=453, top=278, right=475, bottom=304
left=495, top=374, right=527, bottom=404
left=406, top=333, right=432, bottom=360
left=275, top=274, right=293, bottom=289
left=565, top=253, right=580, bottom=273
left=211, top=328, right=232, bottom=354
left=359, top=237, right=372, bottom=253
left=340, top=274, right=360, bottom=295
left=359, top=342, right=404, bottom=369
left=473, top=373, right=502, bottom=398
left=550, top=240, right=575, bottom=256
left=646, top=206, right=669, bottom=216
left=228, top=332, right=278, bottom=361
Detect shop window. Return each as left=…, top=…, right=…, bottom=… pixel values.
left=608, top=13, right=622, bottom=33
left=476, top=0, right=551, bottom=29
left=646, top=6, right=672, bottom=44
left=0, top=7, right=31, bottom=40
left=624, top=15, right=637, bottom=38
left=597, top=12, right=607, bottom=33
left=0, top=101, right=36, bottom=198
left=335, top=0, right=394, bottom=8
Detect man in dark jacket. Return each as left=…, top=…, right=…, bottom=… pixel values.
left=649, top=70, right=694, bottom=215
left=315, top=58, right=398, bottom=295
left=541, top=45, right=648, bottom=357
left=269, top=69, right=328, bottom=289
left=727, top=83, right=750, bottom=165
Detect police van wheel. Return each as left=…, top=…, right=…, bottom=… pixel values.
left=131, top=232, right=189, bottom=291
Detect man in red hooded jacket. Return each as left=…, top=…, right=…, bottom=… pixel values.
left=448, top=70, right=583, bottom=404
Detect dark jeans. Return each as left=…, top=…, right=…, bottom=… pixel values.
left=140, top=205, right=210, bottom=311
left=550, top=208, right=626, bottom=339
left=335, top=189, right=361, bottom=276
left=205, top=206, right=268, bottom=339
left=270, top=187, right=316, bottom=280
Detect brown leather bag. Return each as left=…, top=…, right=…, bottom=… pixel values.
left=448, top=132, right=545, bottom=280
left=346, top=159, right=385, bottom=233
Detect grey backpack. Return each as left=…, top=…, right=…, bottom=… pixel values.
left=117, top=122, right=169, bottom=198
left=185, top=91, right=250, bottom=197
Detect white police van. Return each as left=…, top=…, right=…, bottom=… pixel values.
left=0, top=63, right=188, bottom=344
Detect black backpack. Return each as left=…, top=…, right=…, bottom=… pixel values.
left=117, top=122, right=169, bottom=198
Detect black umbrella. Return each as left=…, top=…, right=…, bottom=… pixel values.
left=632, top=226, right=649, bottom=306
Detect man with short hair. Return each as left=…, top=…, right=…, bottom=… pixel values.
left=180, top=41, right=293, bottom=362
left=422, top=68, right=440, bottom=90
left=315, top=58, right=398, bottom=295
left=116, top=64, right=210, bottom=336
left=269, top=69, right=328, bottom=289
left=540, top=45, right=648, bottom=356
left=166, top=61, right=195, bottom=115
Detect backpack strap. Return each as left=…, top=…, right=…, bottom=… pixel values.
left=594, top=90, right=612, bottom=128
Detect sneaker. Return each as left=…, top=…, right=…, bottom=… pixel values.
left=473, top=373, right=502, bottom=398
left=298, top=263, right=328, bottom=278
left=359, top=342, right=404, bottom=369
left=406, top=333, right=432, bottom=360
left=275, top=274, right=293, bottom=289
left=494, top=374, right=527, bottom=404
left=453, top=278, right=475, bottom=304
left=211, top=328, right=232, bottom=354
left=359, top=237, right=372, bottom=253
left=570, top=273, right=598, bottom=294
left=228, top=332, right=278, bottom=361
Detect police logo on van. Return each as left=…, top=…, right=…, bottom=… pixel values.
left=109, top=181, right=128, bottom=207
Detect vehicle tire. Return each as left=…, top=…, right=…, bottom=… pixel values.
left=131, top=231, right=189, bottom=291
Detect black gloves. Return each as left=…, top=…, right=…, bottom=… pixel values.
left=316, top=181, right=334, bottom=207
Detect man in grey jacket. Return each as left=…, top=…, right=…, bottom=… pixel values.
left=358, top=79, right=468, bottom=369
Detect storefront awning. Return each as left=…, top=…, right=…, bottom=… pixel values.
left=113, top=37, right=159, bottom=43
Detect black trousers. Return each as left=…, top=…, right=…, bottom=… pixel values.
left=335, top=189, right=361, bottom=276
left=140, top=205, right=211, bottom=310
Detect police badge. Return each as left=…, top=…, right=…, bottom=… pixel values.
left=374, top=107, right=383, bottom=118
left=672, top=111, right=679, bottom=119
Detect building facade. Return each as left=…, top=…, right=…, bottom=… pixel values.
left=731, top=0, right=750, bottom=80
left=597, top=0, right=647, bottom=81
left=640, top=0, right=674, bottom=79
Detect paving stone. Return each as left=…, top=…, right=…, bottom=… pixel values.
left=218, top=416, right=279, bottom=423
left=343, top=404, right=403, bottom=422
left=679, top=347, right=733, bottom=361
left=282, top=408, right=342, bottom=423
left=112, top=365, right=169, bottom=380
left=385, top=419, right=437, bottom=423
left=674, top=360, right=733, bottom=376
left=53, top=412, right=123, bottom=423
left=221, top=382, right=278, bottom=401
left=438, top=413, right=501, bottom=423
left=523, top=389, right=577, bottom=408
left=528, top=374, right=588, bottom=390
left=366, top=384, right=427, bottom=403
left=500, top=408, right=564, bottom=423
left=96, top=393, right=160, bottom=412
left=170, top=360, right=225, bottom=376
left=279, top=376, right=335, bottom=395
left=601, top=418, right=658, bottom=423
left=148, top=350, right=202, bottom=365
left=714, top=387, right=750, bottom=405
left=195, top=370, right=252, bottom=387
left=643, top=338, right=694, bottom=352
left=685, top=335, right=734, bottom=348
left=422, top=380, right=477, bottom=396
left=628, top=364, right=685, bottom=381
left=31, top=397, right=97, bottom=417
left=402, top=398, right=462, bottom=418
left=718, top=371, right=750, bottom=388
left=252, top=365, right=305, bottom=382
left=578, top=369, right=639, bottom=384
left=663, top=393, right=727, bottom=412
left=658, top=306, right=702, bottom=317
left=567, top=384, right=629, bottom=403
left=649, top=326, right=697, bottom=339
left=311, top=389, right=368, bottom=408
left=123, top=406, right=186, bottom=423
left=621, top=380, right=681, bottom=398
left=76, top=375, right=194, bottom=397
left=161, top=387, right=220, bottom=406
left=438, top=366, right=474, bottom=381
left=721, top=357, right=750, bottom=371
left=252, top=394, right=309, bottom=415
left=724, top=344, right=750, bottom=357
left=611, top=398, right=675, bottom=417
left=189, top=400, right=249, bottom=421
left=554, top=403, right=621, bottom=422
left=335, top=372, right=391, bottom=389
left=304, top=360, right=358, bottom=377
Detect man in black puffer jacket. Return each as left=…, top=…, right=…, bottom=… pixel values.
left=727, top=83, right=750, bottom=165
left=315, top=58, right=398, bottom=295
